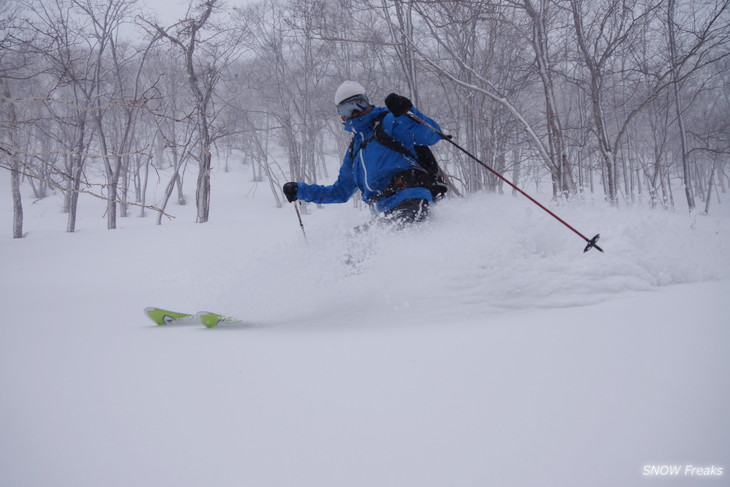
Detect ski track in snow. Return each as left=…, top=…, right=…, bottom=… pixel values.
left=1, top=169, right=729, bottom=487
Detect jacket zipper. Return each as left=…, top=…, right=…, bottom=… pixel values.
left=354, top=129, right=376, bottom=193
left=359, top=150, right=375, bottom=192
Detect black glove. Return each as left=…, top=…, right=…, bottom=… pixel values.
left=385, top=93, right=412, bottom=117
left=283, top=182, right=298, bottom=203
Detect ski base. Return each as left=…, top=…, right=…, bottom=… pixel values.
left=144, top=307, right=246, bottom=328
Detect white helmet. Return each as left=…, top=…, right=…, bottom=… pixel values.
left=334, top=80, right=367, bottom=105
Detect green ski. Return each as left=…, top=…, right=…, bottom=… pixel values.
left=144, top=307, right=247, bottom=328
left=197, top=311, right=246, bottom=328
left=144, top=307, right=198, bottom=325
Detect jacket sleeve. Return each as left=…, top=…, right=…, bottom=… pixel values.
left=296, top=152, right=357, bottom=204
left=386, top=107, right=442, bottom=147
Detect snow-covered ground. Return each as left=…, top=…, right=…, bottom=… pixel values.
left=1, top=166, right=728, bottom=487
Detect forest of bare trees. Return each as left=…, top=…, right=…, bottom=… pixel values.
left=1, top=0, right=728, bottom=238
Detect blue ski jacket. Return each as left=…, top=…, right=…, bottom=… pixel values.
left=296, top=106, right=442, bottom=214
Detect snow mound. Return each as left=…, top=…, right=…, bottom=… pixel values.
left=202, top=192, right=730, bottom=326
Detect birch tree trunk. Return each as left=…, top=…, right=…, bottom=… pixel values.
left=570, top=0, right=619, bottom=204
left=667, top=0, right=695, bottom=212
left=380, top=0, right=420, bottom=104
left=1, top=79, right=23, bottom=238
left=148, top=0, right=219, bottom=223
left=520, top=0, right=576, bottom=197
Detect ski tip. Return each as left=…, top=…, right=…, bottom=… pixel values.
left=144, top=307, right=168, bottom=326
left=144, top=307, right=196, bottom=326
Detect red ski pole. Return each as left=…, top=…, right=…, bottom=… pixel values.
left=407, top=112, right=603, bottom=253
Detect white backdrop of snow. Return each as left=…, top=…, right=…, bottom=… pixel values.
left=1, top=166, right=728, bottom=486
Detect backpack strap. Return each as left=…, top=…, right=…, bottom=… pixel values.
left=372, top=114, right=443, bottom=180
left=372, top=113, right=418, bottom=161
left=349, top=112, right=418, bottom=162
left=347, top=138, right=356, bottom=161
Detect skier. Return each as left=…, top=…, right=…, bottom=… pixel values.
left=282, top=81, right=443, bottom=227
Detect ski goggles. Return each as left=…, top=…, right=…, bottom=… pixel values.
left=337, top=94, right=370, bottom=119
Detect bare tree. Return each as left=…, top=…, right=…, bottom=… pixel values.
left=23, top=0, right=100, bottom=231
left=144, top=0, right=243, bottom=223
left=69, top=0, right=151, bottom=229
left=376, top=0, right=421, bottom=104
left=666, top=0, right=730, bottom=212
left=569, top=0, right=659, bottom=204
left=569, top=0, right=729, bottom=206
left=411, top=1, right=552, bottom=193
left=504, top=0, right=577, bottom=197
left=1, top=78, right=24, bottom=238
left=0, top=1, right=25, bottom=238
left=241, top=0, right=332, bottom=194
